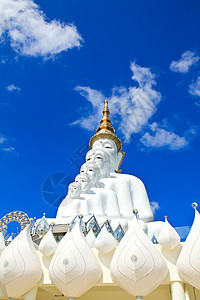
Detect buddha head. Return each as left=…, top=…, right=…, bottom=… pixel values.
left=75, top=173, right=91, bottom=193
left=86, top=149, right=110, bottom=177
left=85, top=161, right=100, bottom=187
left=68, top=182, right=81, bottom=199
left=89, top=100, right=125, bottom=172
left=92, top=138, right=124, bottom=172
left=75, top=174, right=81, bottom=184
left=80, top=162, right=87, bottom=174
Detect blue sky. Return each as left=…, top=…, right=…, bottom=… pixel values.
left=0, top=0, right=200, bottom=228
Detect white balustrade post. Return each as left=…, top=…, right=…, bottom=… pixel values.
left=171, top=282, right=186, bottom=300
left=184, top=285, right=190, bottom=300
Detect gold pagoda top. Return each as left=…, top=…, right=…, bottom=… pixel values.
left=89, top=100, right=122, bottom=151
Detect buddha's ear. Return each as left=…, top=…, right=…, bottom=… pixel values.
left=115, top=151, right=126, bottom=172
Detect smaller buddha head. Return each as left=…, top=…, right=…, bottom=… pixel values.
left=75, top=174, right=81, bottom=184
left=84, top=161, right=100, bottom=187
left=80, top=162, right=87, bottom=174
left=75, top=173, right=91, bottom=193
left=68, top=182, right=81, bottom=199
left=86, top=149, right=110, bottom=177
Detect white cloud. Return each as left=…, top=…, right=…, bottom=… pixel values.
left=0, top=134, right=15, bottom=154
left=0, top=0, right=82, bottom=58
left=74, top=61, right=161, bottom=142
left=189, top=75, right=200, bottom=97
left=140, top=122, right=188, bottom=150
left=0, top=136, right=7, bottom=144
left=184, top=125, right=198, bottom=138
left=72, top=86, right=105, bottom=130
left=170, top=51, right=199, bottom=73
left=2, top=146, right=15, bottom=152
left=150, top=201, right=160, bottom=214
left=130, top=62, right=156, bottom=86
left=7, top=84, right=21, bottom=92
left=0, top=56, right=7, bottom=64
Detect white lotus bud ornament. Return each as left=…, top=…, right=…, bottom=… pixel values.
left=85, top=229, right=96, bottom=248
left=49, top=221, right=101, bottom=297
left=95, top=225, right=117, bottom=254
left=0, top=225, right=42, bottom=298
left=158, top=216, right=180, bottom=250
left=177, top=203, right=200, bottom=290
left=110, top=213, right=168, bottom=296
left=39, top=228, right=57, bottom=256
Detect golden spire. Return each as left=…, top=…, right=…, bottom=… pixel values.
left=96, top=100, right=115, bottom=134
left=89, top=100, right=122, bottom=151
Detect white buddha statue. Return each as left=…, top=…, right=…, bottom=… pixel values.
left=57, top=161, right=120, bottom=219
left=56, top=100, right=154, bottom=227
left=80, top=160, right=120, bottom=218
left=57, top=172, right=103, bottom=218
left=56, top=182, right=81, bottom=218
left=90, top=139, right=154, bottom=222
left=88, top=100, right=154, bottom=223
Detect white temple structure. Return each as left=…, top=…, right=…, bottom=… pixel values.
left=0, top=101, right=199, bottom=299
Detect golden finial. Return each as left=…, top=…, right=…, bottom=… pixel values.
left=89, top=100, right=122, bottom=151
left=133, top=209, right=138, bottom=215
left=192, top=202, right=198, bottom=209
left=164, top=215, right=167, bottom=220
left=96, top=100, right=115, bottom=134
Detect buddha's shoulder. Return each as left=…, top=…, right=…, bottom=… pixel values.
left=112, top=172, right=145, bottom=184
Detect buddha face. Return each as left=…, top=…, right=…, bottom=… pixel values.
left=92, top=138, right=123, bottom=172
left=85, top=162, right=100, bottom=186
left=80, top=163, right=87, bottom=174
left=76, top=173, right=91, bottom=193
left=68, top=182, right=81, bottom=199
left=75, top=174, right=81, bottom=184
left=86, top=149, right=110, bottom=176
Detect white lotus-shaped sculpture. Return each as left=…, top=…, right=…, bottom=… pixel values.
left=0, top=225, right=42, bottom=298
left=85, top=229, right=96, bottom=248
left=49, top=221, right=102, bottom=297
left=110, top=214, right=168, bottom=296
left=39, top=228, right=57, bottom=257
left=158, top=217, right=180, bottom=250
left=177, top=206, right=200, bottom=289
left=95, top=226, right=117, bottom=254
